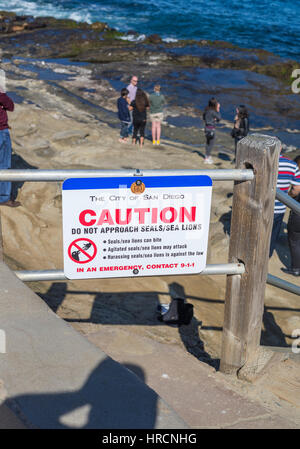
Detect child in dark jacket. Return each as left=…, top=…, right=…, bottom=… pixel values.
left=117, top=88, right=130, bottom=143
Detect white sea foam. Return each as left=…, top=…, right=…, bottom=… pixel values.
left=69, top=11, right=92, bottom=24
left=0, top=0, right=63, bottom=18
left=119, top=34, right=146, bottom=42
left=0, top=0, right=91, bottom=24
left=163, top=37, right=178, bottom=43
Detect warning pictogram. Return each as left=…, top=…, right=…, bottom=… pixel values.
left=68, top=238, right=97, bottom=264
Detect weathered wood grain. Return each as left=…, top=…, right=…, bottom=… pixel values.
left=220, top=134, right=281, bottom=374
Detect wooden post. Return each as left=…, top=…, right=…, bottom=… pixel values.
left=220, top=134, right=281, bottom=375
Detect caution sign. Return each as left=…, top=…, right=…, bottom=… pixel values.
left=62, top=175, right=212, bottom=279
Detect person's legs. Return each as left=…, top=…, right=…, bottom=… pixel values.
left=288, top=233, right=300, bottom=270
left=204, top=132, right=215, bottom=163
left=133, top=120, right=142, bottom=144
left=128, top=110, right=133, bottom=136
left=151, top=121, right=157, bottom=143
left=234, top=138, right=238, bottom=161
left=205, top=135, right=210, bottom=156
left=287, top=214, right=300, bottom=269
left=233, top=137, right=242, bottom=161
left=152, top=121, right=160, bottom=144
left=269, top=213, right=284, bottom=258
left=119, top=121, right=128, bottom=141
left=0, top=129, right=12, bottom=203
left=132, top=120, right=138, bottom=143
left=156, top=121, right=161, bottom=144
left=139, top=121, right=146, bottom=147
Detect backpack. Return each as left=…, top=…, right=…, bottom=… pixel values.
left=157, top=298, right=194, bottom=326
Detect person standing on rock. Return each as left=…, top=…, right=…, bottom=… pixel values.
left=117, top=88, right=130, bottom=143
left=129, top=88, right=149, bottom=148
left=231, top=105, right=250, bottom=163
left=127, top=75, right=138, bottom=136
left=202, top=98, right=221, bottom=164
left=149, top=84, right=165, bottom=145
left=0, top=87, right=20, bottom=207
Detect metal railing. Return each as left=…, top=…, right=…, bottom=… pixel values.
left=0, top=168, right=298, bottom=296
left=0, top=168, right=254, bottom=182
left=15, top=263, right=246, bottom=282
left=276, top=188, right=300, bottom=216
left=14, top=270, right=300, bottom=297
left=267, top=274, right=300, bottom=296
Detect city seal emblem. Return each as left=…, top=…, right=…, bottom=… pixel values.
left=131, top=180, right=146, bottom=194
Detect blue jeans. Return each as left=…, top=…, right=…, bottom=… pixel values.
left=128, top=110, right=133, bottom=135
left=120, top=121, right=129, bottom=138
left=0, top=129, right=12, bottom=203
left=269, top=213, right=284, bottom=257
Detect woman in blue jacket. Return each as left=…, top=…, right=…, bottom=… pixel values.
left=117, top=88, right=131, bottom=143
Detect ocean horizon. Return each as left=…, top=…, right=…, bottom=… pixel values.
left=0, top=0, right=299, bottom=60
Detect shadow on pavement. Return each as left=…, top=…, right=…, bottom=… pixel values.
left=3, top=358, right=158, bottom=429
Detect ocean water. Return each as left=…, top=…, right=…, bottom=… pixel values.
left=0, top=0, right=299, bottom=60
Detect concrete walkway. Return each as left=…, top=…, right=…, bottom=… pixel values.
left=0, top=262, right=186, bottom=429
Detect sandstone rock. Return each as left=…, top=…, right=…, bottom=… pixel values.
left=29, top=139, right=51, bottom=151
left=91, top=22, right=108, bottom=32
left=52, top=130, right=89, bottom=142
left=283, top=316, right=300, bottom=335
left=126, top=30, right=139, bottom=36
left=25, top=18, right=47, bottom=31
left=11, top=25, right=27, bottom=33
left=146, top=34, right=163, bottom=44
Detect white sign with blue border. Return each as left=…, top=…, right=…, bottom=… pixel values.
left=62, top=175, right=212, bottom=279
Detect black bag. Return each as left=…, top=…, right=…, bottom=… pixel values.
left=231, top=127, right=239, bottom=138
left=157, top=298, right=194, bottom=326
left=205, top=130, right=215, bottom=140
left=231, top=118, right=249, bottom=138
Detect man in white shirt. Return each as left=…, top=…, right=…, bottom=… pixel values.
left=127, top=75, right=138, bottom=102
left=127, top=76, right=138, bottom=135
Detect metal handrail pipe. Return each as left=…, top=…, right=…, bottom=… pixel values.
left=201, top=263, right=245, bottom=275
left=267, top=274, right=300, bottom=296
left=14, top=268, right=300, bottom=296
left=14, top=263, right=245, bottom=282
left=276, top=189, right=300, bottom=216
left=0, top=169, right=254, bottom=182
left=15, top=270, right=67, bottom=282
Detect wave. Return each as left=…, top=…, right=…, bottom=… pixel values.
left=0, top=0, right=73, bottom=20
